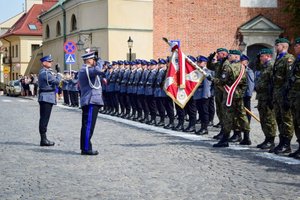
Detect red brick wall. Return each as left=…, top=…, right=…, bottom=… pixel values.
left=153, top=0, right=294, bottom=59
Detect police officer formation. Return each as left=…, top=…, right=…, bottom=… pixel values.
left=38, top=37, right=300, bottom=158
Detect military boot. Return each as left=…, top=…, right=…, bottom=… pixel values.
left=40, top=133, right=55, bottom=146
left=274, top=137, right=292, bottom=155
left=257, top=137, right=275, bottom=150
left=228, top=131, right=242, bottom=143
left=213, top=133, right=229, bottom=147
left=147, top=116, right=156, bottom=125
left=213, top=128, right=224, bottom=140
left=173, top=121, right=184, bottom=131
left=164, top=118, right=174, bottom=129
left=239, top=131, right=252, bottom=145
left=289, top=140, right=300, bottom=158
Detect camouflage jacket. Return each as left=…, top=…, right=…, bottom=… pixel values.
left=272, top=52, right=295, bottom=98
left=255, top=61, right=273, bottom=101
left=220, top=61, right=247, bottom=99
left=288, top=56, right=300, bottom=99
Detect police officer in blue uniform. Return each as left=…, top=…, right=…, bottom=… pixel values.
left=78, top=51, right=105, bottom=155
left=120, top=61, right=131, bottom=118
left=115, top=61, right=125, bottom=116
left=69, top=71, right=79, bottom=107
left=145, top=59, right=158, bottom=125
left=38, top=55, right=62, bottom=146
left=154, top=58, right=168, bottom=127
left=194, top=56, right=212, bottom=135
left=132, top=60, right=144, bottom=121
left=62, top=71, right=70, bottom=106
left=109, top=61, right=120, bottom=116
left=127, top=61, right=137, bottom=119
left=138, top=61, right=151, bottom=123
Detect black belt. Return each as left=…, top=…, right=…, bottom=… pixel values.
left=39, top=89, right=55, bottom=93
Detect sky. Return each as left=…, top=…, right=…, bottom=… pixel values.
left=0, top=0, right=25, bottom=24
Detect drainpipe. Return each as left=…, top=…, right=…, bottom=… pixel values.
left=60, top=3, right=67, bottom=70
left=3, top=38, right=12, bottom=80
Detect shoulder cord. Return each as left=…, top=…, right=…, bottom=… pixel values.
left=85, top=66, right=101, bottom=89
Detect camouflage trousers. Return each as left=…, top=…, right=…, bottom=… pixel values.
left=257, top=100, right=277, bottom=138
left=273, top=94, right=294, bottom=140
left=290, top=96, right=300, bottom=140
left=222, top=97, right=250, bottom=135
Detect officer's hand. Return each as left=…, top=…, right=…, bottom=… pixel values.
left=208, top=52, right=216, bottom=63
left=55, top=64, right=61, bottom=73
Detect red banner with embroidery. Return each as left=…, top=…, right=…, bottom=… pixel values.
left=163, top=45, right=205, bottom=108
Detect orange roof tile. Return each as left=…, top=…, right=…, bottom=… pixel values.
left=0, top=1, right=57, bottom=38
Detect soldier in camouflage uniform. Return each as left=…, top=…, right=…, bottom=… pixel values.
left=255, top=48, right=277, bottom=150
left=287, top=37, right=300, bottom=159
left=212, top=50, right=250, bottom=148
left=207, top=48, right=229, bottom=140
left=270, top=38, right=295, bottom=155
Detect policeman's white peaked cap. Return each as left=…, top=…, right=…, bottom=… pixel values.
left=81, top=51, right=96, bottom=60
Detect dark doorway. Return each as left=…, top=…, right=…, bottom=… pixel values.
left=247, top=44, right=269, bottom=70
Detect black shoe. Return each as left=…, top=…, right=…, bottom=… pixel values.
left=81, top=150, right=99, bottom=156
left=195, top=128, right=208, bottom=135
left=173, top=122, right=184, bottom=131
left=147, top=119, right=156, bottom=125
left=156, top=121, right=165, bottom=127
left=272, top=137, right=292, bottom=154
left=213, top=122, right=221, bottom=128
left=228, top=132, right=242, bottom=143
left=257, top=138, right=275, bottom=150
left=213, top=138, right=229, bottom=148
left=183, top=126, right=196, bottom=133
left=117, top=112, right=124, bottom=117
left=239, top=132, right=251, bottom=145
left=40, top=139, right=55, bottom=146
left=164, top=122, right=174, bottom=129
left=213, top=131, right=223, bottom=140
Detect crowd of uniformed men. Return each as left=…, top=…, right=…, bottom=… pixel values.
left=59, top=37, right=300, bottom=159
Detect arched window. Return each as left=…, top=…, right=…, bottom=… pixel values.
left=71, top=14, right=77, bottom=31
left=46, top=24, right=50, bottom=38
left=56, top=21, right=61, bottom=36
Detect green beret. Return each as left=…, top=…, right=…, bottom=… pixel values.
left=275, top=38, right=290, bottom=45
left=295, top=37, right=300, bottom=45
left=217, top=48, right=228, bottom=53
left=229, top=50, right=241, bottom=55
left=259, top=48, right=273, bottom=55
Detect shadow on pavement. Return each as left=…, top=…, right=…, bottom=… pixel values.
left=29, top=148, right=78, bottom=155
left=0, top=141, right=37, bottom=147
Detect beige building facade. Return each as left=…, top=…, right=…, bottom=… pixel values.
left=38, top=0, right=153, bottom=72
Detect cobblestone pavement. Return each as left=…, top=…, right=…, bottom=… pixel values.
left=0, top=95, right=299, bottom=200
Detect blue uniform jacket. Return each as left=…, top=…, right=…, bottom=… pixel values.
left=62, top=79, right=69, bottom=90
left=244, top=66, right=255, bottom=97
left=193, top=68, right=212, bottom=100
left=145, top=69, right=158, bottom=96
left=38, top=67, right=62, bottom=104
left=127, top=70, right=136, bottom=94
left=68, top=77, right=79, bottom=92
left=107, top=69, right=118, bottom=92
left=115, top=68, right=125, bottom=92
left=132, top=68, right=143, bottom=94
left=154, top=68, right=167, bottom=97
left=120, top=69, right=130, bottom=93
left=137, top=69, right=149, bottom=95
left=78, top=62, right=105, bottom=107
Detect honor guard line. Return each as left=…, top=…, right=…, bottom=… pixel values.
left=162, top=37, right=261, bottom=123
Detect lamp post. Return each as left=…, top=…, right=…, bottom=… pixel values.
left=238, top=41, right=247, bottom=53
left=76, top=38, right=84, bottom=51
left=127, top=36, right=133, bottom=61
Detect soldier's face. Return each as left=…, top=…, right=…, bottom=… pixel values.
left=294, top=44, right=300, bottom=55
left=217, top=51, right=227, bottom=60
left=275, top=43, right=284, bottom=53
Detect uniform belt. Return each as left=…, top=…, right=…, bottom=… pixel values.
left=39, top=89, right=55, bottom=93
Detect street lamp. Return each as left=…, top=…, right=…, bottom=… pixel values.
left=76, top=38, right=84, bottom=51
left=76, top=33, right=92, bottom=51
left=127, top=36, right=133, bottom=61
left=238, top=41, right=247, bottom=52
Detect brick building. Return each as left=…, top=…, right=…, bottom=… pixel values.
left=153, top=0, right=295, bottom=62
